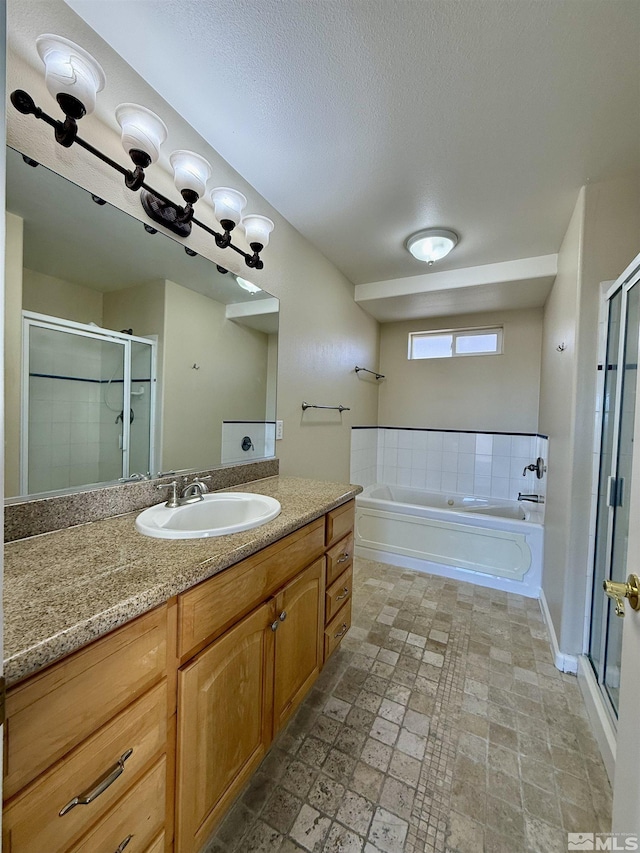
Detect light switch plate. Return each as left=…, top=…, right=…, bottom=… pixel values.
left=276, top=420, right=283, bottom=440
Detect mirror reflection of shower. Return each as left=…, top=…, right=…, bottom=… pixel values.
left=22, top=312, right=156, bottom=495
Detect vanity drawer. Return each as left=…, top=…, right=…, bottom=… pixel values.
left=3, top=681, right=167, bottom=853
left=67, top=756, right=166, bottom=853
left=325, top=500, right=355, bottom=547
left=146, top=833, right=166, bottom=853
left=325, top=565, right=353, bottom=625
left=178, top=519, right=324, bottom=660
left=326, top=532, right=354, bottom=587
left=4, top=605, right=168, bottom=798
left=324, top=598, right=352, bottom=661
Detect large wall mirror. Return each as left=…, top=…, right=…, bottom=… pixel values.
left=5, top=146, right=279, bottom=499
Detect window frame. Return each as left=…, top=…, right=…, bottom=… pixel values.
left=407, top=326, right=504, bottom=361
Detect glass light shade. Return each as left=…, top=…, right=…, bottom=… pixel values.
left=36, top=34, right=106, bottom=116
left=241, top=214, right=275, bottom=250
left=236, top=276, right=262, bottom=294
left=209, top=187, right=247, bottom=227
left=405, top=228, right=458, bottom=263
left=115, top=104, right=167, bottom=165
left=169, top=150, right=212, bottom=199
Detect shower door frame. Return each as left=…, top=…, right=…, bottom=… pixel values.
left=586, top=260, right=640, bottom=728
left=21, top=311, right=157, bottom=494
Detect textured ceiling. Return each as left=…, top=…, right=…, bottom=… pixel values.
left=65, top=0, right=640, bottom=290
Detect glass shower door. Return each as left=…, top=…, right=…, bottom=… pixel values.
left=25, top=322, right=126, bottom=493
left=22, top=314, right=157, bottom=495
left=589, top=279, right=640, bottom=717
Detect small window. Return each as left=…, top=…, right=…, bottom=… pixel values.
left=408, top=327, right=503, bottom=360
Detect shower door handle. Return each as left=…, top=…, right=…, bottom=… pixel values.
left=607, top=476, right=624, bottom=507
left=603, top=574, right=640, bottom=617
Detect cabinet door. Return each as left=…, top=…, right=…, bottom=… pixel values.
left=175, top=602, right=274, bottom=853
left=273, top=557, right=325, bottom=734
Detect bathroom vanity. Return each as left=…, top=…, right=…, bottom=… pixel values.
left=2, top=477, right=357, bottom=853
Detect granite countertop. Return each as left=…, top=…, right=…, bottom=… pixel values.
left=4, top=476, right=361, bottom=686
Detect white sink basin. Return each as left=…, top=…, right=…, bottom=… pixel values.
left=135, top=492, right=281, bottom=539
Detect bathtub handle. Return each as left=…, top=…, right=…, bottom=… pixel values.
left=334, top=623, right=348, bottom=639
left=336, top=587, right=350, bottom=601
left=337, top=553, right=350, bottom=564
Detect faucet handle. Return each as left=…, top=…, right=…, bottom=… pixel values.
left=156, top=480, right=180, bottom=507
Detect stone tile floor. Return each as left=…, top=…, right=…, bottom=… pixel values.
left=205, top=557, right=612, bottom=852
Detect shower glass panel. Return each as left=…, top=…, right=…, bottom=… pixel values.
left=589, top=288, right=622, bottom=682
left=129, top=341, right=154, bottom=477
left=604, top=283, right=639, bottom=710
left=589, top=279, right=640, bottom=718
left=22, top=313, right=156, bottom=495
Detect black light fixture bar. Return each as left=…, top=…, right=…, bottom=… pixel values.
left=11, top=88, right=266, bottom=270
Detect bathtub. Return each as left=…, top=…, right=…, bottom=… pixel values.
left=355, top=484, right=543, bottom=597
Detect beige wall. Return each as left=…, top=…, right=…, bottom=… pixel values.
left=4, top=212, right=24, bottom=495
left=162, top=281, right=269, bottom=471
left=538, top=189, right=585, bottom=645
left=23, top=268, right=103, bottom=325
left=540, top=176, right=640, bottom=655
left=377, top=309, right=543, bottom=432
left=7, top=0, right=380, bottom=484
left=104, top=278, right=270, bottom=471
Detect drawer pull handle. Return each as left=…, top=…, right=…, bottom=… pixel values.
left=279, top=610, right=287, bottom=622
left=271, top=620, right=280, bottom=632
left=115, top=836, right=133, bottom=853
left=59, top=749, right=133, bottom=816
left=334, top=623, right=348, bottom=639
left=336, top=587, right=350, bottom=601
left=337, top=553, right=350, bottom=564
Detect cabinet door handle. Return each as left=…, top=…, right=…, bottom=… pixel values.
left=336, top=587, right=350, bottom=601
left=337, top=553, right=350, bottom=564
left=115, top=836, right=133, bottom=853
left=334, top=623, right=348, bottom=639
left=59, top=749, right=133, bottom=816
left=279, top=610, right=287, bottom=622
left=271, top=620, right=280, bottom=632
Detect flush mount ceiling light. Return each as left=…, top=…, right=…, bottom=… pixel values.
left=11, top=34, right=274, bottom=270
left=236, top=276, right=262, bottom=294
left=405, top=228, right=459, bottom=265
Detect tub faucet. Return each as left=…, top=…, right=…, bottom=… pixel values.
left=518, top=493, right=544, bottom=504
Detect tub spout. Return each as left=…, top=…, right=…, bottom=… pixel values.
left=518, top=493, right=544, bottom=503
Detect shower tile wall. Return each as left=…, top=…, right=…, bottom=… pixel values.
left=28, top=335, right=107, bottom=493
left=351, top=428, right=548, bottom=502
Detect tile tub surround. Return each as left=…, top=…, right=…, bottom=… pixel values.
left=351, top=427, right=549, bottom=503
left=3, top=476, right=360, bottom=685
left=4, top=458, right=279, bottom=542
left=204, top=557, right=611, bottom=853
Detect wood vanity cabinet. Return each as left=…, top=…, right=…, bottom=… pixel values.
left=3, top=498, right=355, bottom=853
left=3, top=604, right=175, bottom=853
left=323, top=505, right=354, bottom=663
left=174, top=522, right=327, bottom=853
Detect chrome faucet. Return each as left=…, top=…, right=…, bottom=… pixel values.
left=522, top=457, right=546, bottom=479
left=180, top=476, right=212, bottom=501
left=518, top=493, right=544, bottom=504
left=156, top=476, right=211, bottom=508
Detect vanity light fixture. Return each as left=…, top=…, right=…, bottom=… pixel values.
left=11, top=34, right=274, bottom=270
left=405, top=228, right=458, bottom=265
